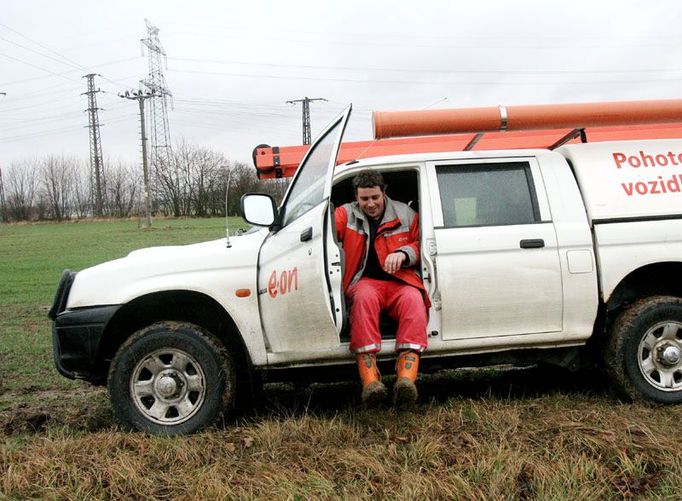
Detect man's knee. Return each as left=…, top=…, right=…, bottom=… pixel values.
left=348, top=281, right=382, bottom=308
left=406, top=286, right=424, bottom=303
left=394, top=285, right=424, bottom=309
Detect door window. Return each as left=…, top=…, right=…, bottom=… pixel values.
left=280, top=119, right=345, bottom=226
left=436, top=162, right=540, bottom=227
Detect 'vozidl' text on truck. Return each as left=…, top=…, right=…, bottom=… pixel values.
left=49, top=99, right=682, bottom=434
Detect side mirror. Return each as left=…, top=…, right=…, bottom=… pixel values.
left=240, top=193, right=277, bottom=227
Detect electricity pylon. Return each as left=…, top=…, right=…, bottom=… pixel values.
left=83, top=74, right=105, bottom=216
left=140, top=19, right=174, bottom=212
left=286, top=97, right=327, bottom=144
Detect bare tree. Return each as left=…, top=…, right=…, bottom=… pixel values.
left=172, top=140, right=196, bottom=217
left=105, top=161, right=140, bottom=217
left=192, top=148, right=225, bottom=217
left=5, top=161, right=38, bottom=221
left=227, top=162, right=261, bottom=216
left=171, top=141, right=231, bottom=217
left=262, top=177, right=290, bottom=206
left=1, top=137, right=293, bottom=222
left=71, top=161, right=92, bottom=218
left=154, top=156, right=183, bottom=217
left=208, top=166, right=229, bottom=217
left=41, top=156, right=76, bottom=221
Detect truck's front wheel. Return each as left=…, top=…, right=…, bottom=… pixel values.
left=108, top=321, right=235, bottom=434
left=606, top=296, right=682, bottom=403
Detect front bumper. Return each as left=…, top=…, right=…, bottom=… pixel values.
left=49, top=269, right=119, bottom=383
left=52, top=305, right=120, bottom=382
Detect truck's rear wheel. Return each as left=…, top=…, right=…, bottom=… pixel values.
left=108, top=321, right=235, bottom=434
left=606, top=296, right=682, bottom=403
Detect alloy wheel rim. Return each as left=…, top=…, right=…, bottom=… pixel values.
left=637, top=321, right=682, bottom=392
left=130, top=348, right=207, bottom=425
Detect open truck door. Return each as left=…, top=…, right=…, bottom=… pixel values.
left=255, top=106, right=351, bottom=354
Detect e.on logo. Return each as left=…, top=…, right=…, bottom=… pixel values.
left=267, top=268, right=299, bottom=298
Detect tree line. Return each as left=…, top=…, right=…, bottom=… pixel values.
left=0, top=141, right=289, bottom=223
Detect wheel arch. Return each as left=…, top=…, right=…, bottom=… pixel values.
left=587, top=262, right=682, bottom=351
left=606, top=261, right=682, bottom=313
left=97, top=290, right=254, bottom=390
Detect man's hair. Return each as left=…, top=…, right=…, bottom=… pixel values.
left=352, top=169, right=386, bottom=194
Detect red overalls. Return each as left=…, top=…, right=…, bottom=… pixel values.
left=335, top=196, right=429, bottom=354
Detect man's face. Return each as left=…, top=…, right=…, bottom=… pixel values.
left=356, top=186, right=385, bottom=220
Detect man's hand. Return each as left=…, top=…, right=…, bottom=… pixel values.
left=383, top=252, right=406, bottom=274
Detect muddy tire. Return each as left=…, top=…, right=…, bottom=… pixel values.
left=108, top=321, right=235, bottom=434
left=605, top=296, right=682, bottom=403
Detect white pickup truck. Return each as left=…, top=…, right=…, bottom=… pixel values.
left=49, top=105, right=682, bottom=434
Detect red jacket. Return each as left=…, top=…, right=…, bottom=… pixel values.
left=335, top=196, right=430, bottom=307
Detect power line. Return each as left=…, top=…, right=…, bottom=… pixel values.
left=0, top=23, right=137, bottom=89
left=0, top=113, right=136, bottom=142
left=0, top=114, right=84, bottom=133
left=165, top=22, right=678, bottom=52
left=0, top=58, right=143, bottom=87
left=166, top=22, right=682, bottom=48
left=168, top=67, right=682, bottom=86
left=0, top=123, right=86, bottom=142
left=0, top=52, right=81, bottom=84
left=0, top=22, right=89, bottom=71
left=0, top=85, right=83, bottom=106
left=2, top=108, right=85, bottom=122
left=0, top=35, right=84, bottom=71
left=168, top=25, right=681, bottom=51
left=169, top=56, right=682, bottom=76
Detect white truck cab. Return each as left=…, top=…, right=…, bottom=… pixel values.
left=50, top=103, right=682, bottom=434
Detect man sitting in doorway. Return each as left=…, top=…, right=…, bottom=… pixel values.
left=334, top=169, right=430, bottom=408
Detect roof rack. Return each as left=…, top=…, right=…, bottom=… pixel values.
left=254, top=99, right=682, bottom=180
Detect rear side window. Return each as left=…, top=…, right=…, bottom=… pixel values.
left=436, top=162, right=540, bottom=227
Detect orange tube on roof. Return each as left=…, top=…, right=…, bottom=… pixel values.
left=373, top=99, right=682, bottom=139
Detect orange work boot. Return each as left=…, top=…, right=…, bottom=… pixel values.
left=394, top=350, right=419, bottom=409
left=357, top=353, right=387, bottom=408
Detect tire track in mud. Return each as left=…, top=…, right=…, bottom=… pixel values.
left=1, top=387, right=112, bottom=435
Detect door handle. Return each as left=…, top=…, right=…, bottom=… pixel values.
left=520, top=239, right=545, bottom=249
left=300, top=227, right=313, bottom=241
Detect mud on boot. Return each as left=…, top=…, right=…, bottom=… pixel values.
left=393, top=377, right=418, bottom=409
left=393, top=350, right=419, bottom=409
left=356, top=353, right=387, bottom=408
left=362, top=380, right=388, bottom=408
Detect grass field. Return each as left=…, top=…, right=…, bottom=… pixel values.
left=2, top=218, right=682, bottom=499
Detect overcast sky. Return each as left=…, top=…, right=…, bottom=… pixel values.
left=2, top=0, right=682, bottom=169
